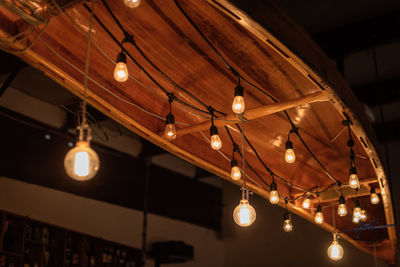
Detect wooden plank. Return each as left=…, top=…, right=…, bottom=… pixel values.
left=170, top=91, right=329, bottom=137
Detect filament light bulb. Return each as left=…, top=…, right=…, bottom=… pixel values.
left=337, top=196, right=347, bottom=217
left=284, top=140, right=295, bottom=163
left=360, top=209, right=367, bottom=222
left=233, top=199, right=256, bottom=227
left=210, top=125, right=222, bottom=150
left=232, top=84, right=244, bottom=114
left=114, top=52, right=128, bottom=82
left=230, top=160, right=241, bottom=181
left=164, top=113, right=176, bottom=140
left=269, top=182, right=279, bottom=204
left=327, top=234, right=344, bottom=261
left=283, top=212, right=293, bottom=232
left=315, top=205, right=324, bottom=224
left=349, top=167, right=360, bottom=189
left=124, top=0, right=141, bottom=8
left=353, top=199, right=361, bottom=223
left=370, top=188, right=380, bottom=204
left=64, top=141, right=99, bottom=181
left=302, top=196, right=311, bottom=209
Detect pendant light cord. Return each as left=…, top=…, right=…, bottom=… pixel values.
left=241, top=118, right=247, bottom=198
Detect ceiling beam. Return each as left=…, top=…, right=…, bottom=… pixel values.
left=314, top=12, right=400, bottom=58
left=170, top=91, right=329, bottom=137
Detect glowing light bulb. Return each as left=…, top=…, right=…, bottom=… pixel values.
left=337, top=196, right=347, bottom=217
left=232, top=85, right=245, bottom=114
left=315, top=205, right=324, bottom=224
left=370, top=188, right=380, bottom=204
left=302, top=196, right=311, bottom=209
left=353, top=199, right=361, bottom=224
left=114, top=52, right=128, bottom=82
left=210, top=125, right=222, bottom=150
left=283, top=212, right=293, bottom=232
left=164, top=113, right=176, bottom=140
left=233, top=199, right=256, bottom=227
left=349, top=167, right=360, bottom=189
left=230, top=160, right=241, bottom=181
left=327, top=234, right=344, bottom=261
left=284, top=140, right=295, bottom=163
left=360, top=209, right=367, bottom=222
left=269, top=182, right=279, bottom=204
left=64, top=141, right=99, bottom=181
left=124, top=0, right=141, bottom=8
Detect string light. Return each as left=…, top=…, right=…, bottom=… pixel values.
left=344, top=120, right=360, bottom=189
left=124, top=0, right=141, bottom=8
left=302, top=195, right=311, bottom=209
left=370, top=188, right=380, bottom=204
left=65, top=1, right=99, bottom=181
left=327, top=233, right=344, bottom=261
left=284, top=129, right=296, bottom=163
left=164, top=93, right=176, bottom=140
left=353, top=198, right=361, bottom=224
left=349, top=166, right=360, bottom=189
left=209, top=108, right=222, bottom=150
left=338, top=196, right=347, bottom=217
left=269, top=181, right=279, bottom=204
left=283, top=199, right=293, bottom=232
left=360, top=209, right=367, bottom=222
left=230, top=159, right=241, bottom=181
left=232, top=78, right=245, bottom=114
left=315, top=204, right=324, bottom=224
left=114, top=52, right=129, bottom=82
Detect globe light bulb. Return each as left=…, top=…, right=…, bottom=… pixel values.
left=114, top=52, right=128, bottom=82
left=302, top=196, right=311, bottom=209
left=164, top=113, right=176, bottom=140
left=124, top=0, right=141, bottom=8
left=349, top=167, right=360, bottom=189
left=315, top=205, right=324, bottom=224
left=360, top=209, right=367, bottom=222
left=337, top=196, right=347, bottom=217
left=210, top=125, right=222, bottom=150
left=233, top=199, right=256, bottom=227
left=370, top=188, right=380, bottom=204
left=283, top=212, right=293, bottom=232
left=284, top=140, right=295, bottom=163
left=269, top=182, right=279, bottom=204
left=327, top=234, right=344, bottom=261
left=230, top=160, right=241, bottom=181
left=64, top=141, right=99, bottom=181
left=232, top=84, right=245, bottom=114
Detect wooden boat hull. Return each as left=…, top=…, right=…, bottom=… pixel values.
left=0, top=0, right=395, bottom=263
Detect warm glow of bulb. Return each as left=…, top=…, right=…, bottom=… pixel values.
left=315, top=212, right=324, bottom=224
left=370, top=193, right=380, bottom=204
left=360, top=209, right=367, bottom=222
left=231, top=166, right=241, bottom=181
left=349, top=173, right=360, bottom=189
left=124, top=0, right=141, bottom=8
left=64, top=142, right=100, bottom=181
left=232, top=96, right=245, bottom=114
left=285, top=148, right=296, bottom=163
left=164, top=123, right=176, bottom=140
left=283, top=219, right=293, bottom=232
left=210, top=134, right=222, bottom=150
left=233, top=199, right=256, bottom=227
left=353, top=207, right=361, bottom=223
left=302, top=198, right=311, bottom=209
left=337, top=204, right=347, bottom=217
left=114, top=62, right=128, bottom=82
left=327, top=240, right=344, bottom=261
left=269, top=190, right=279, bottom=204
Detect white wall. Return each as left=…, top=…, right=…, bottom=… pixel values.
left=0, top=177, right=224, bottom=267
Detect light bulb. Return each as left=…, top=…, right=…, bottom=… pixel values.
left=64, top=141, right=99, bottom=181
left=233, top=199, right=256, bottom=227
left=230, top=160, right=241, bottom=181
left=269, top=182, right=279, bottom=204
left=283, top=212, right=293, bottom=232
left=232, top=85, right=245, bottom=114
left=315, top=205, right=324, bottom=224
left=338, top=196, right=347, bottom=217
left=114, top=52, right=128, bottom=82
left=349, top=167, right=360, bottom=189
left=210, top=125, right=222, bottom=150
left=284, top=140, right=295, bottom=163
left=302, top=196, right=311, bottom=209
left=353, top=206, right=361, bottom=224
left=124, top=0, right=141, bottom=8
left=360, top=209, right=367, bottom=222
left=370, top=188, right=380, bottom=204
left=164, top=113, right=176, bottom=140
left=327, top=235, right=344, bottom=261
